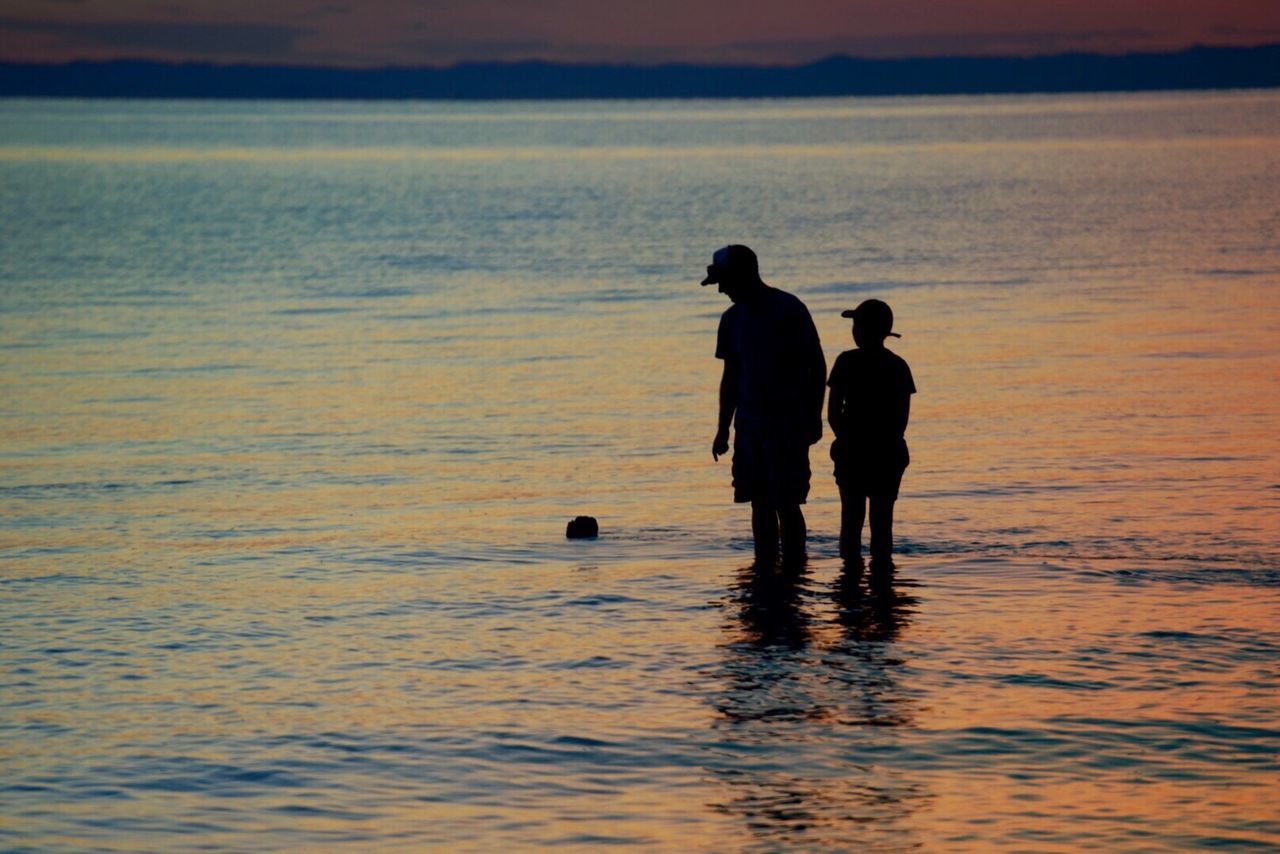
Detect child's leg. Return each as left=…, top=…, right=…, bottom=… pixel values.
left=838, top=484, right=865, bottom=560
left=868, top=494, right=896, bottom=566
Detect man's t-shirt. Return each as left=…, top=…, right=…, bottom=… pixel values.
left=827, top=347, right=916, bottom=454
left=715, top=285, right=824, bottom=437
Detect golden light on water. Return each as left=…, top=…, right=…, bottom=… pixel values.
left=1, top=92, right=1278, bottom=848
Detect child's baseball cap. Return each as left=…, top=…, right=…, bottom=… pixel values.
left=841, top=299, right=901, bottom=338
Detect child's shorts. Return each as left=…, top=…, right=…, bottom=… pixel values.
left=832, top=439, right=908, bottom=499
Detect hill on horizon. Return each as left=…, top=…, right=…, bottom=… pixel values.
left=1, top=44, right=1278, bottom=99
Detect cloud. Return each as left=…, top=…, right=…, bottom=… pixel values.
left=395, top=36, right=556, bottom=64
left=300, top=4, right=349, bottom=21
left=0, top=17, right=309, bottom=59
left=1210, top=24, right=1280, bottom=40
left=724, top=28, right=1162, bottom=63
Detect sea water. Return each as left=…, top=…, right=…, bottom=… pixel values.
left=1, top=92, right=1277, bottom=850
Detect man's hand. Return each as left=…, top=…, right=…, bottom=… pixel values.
left=712, top=430, right=730, bottom=461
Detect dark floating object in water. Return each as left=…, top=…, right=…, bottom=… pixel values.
left=566, top=516, right=599, bottom=539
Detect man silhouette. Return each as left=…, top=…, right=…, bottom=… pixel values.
left=702, top=245, right=826, bottom=563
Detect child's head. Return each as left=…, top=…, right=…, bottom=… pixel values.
left=842, top=299, right=901, bottom=348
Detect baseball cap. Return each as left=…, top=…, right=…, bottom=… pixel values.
left=841, top=299, right=902, bottom=338
left=700, top=244, right=758, bottom=286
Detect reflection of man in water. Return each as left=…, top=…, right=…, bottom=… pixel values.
left=702, top=245, right=827, bottom=563
left=709, top=558, right=921, bottom=847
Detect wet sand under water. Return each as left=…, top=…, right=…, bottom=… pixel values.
left=4, top=545, right=1277, bottom=851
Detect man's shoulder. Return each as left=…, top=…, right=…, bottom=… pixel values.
left=763, top=285, right=810, bottom=313
left=762, top=287, right=818, bottom=339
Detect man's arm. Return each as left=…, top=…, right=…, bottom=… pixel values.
left=810, top=344, right=827, bottom=444
left=713, top=358, right=739, bottom=461
left=804, top=316, right=827, bottom=445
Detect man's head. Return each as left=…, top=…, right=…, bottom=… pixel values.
left=842, top=299, right=901, bottom=348
left=700, top=244, right=762, bottom=303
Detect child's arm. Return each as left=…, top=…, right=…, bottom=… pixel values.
left=827, top=384, right=846, bottom=438
left=890, top=394, right=911, bottom=437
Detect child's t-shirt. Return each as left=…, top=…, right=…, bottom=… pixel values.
left=827, top=347, right=916, bottom=453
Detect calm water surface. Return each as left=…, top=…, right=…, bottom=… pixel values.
left=1, top=91, right=1278, bottom=850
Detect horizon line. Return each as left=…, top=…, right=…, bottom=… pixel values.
left=5, top=44, right=1277, bottom=100
left=3, top=42, right=1279, bottom=73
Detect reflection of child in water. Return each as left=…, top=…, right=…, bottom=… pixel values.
left=827, top=299, right=916, bottom=567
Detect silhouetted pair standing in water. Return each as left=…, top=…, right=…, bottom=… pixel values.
left=702, top=245, right=915, bottom=568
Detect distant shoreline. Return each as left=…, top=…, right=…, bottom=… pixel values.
left=2, top=44, right=1278, bottom=100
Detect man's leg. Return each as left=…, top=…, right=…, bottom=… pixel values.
left=751, top=500, right=779, bottom=563
left=778, top=504, right=807, bottom=565
left=868, top=494, right=896, bottom=567
left=839, top=484, right=865, bottom=561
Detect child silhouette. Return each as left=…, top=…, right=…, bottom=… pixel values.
left=827, top=299, right=916, bottom=567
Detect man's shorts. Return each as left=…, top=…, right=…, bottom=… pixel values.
left=832, top=438, right=908, bottom=500
left=732, top=428, right=811, bottom=506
